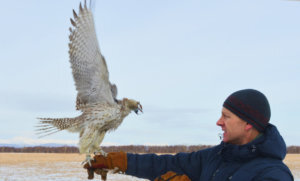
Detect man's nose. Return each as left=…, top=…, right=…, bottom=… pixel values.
left=216, top=117, right=223, bottom=126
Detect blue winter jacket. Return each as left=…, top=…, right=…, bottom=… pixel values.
left=125, top=124, right=293, bottom=181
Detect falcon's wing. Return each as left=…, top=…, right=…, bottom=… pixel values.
left=68, top=1, right=117, bottom=110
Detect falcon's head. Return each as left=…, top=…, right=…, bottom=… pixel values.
left=124, top=98, right=143, bottom=114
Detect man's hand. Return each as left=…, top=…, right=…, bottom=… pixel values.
left=83, top=154, right=110, bottom=180
left=155, top=171, right=191, bottom=181
left=83, top=154, right=110, bottom=170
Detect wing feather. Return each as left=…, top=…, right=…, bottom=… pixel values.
left=68, top=2, right=116, bottom=110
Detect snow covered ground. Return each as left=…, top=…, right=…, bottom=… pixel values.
left=1, top=162, right=299, bottom=181
left=0, top=161, right=148, bottom=181
left=0, top=153, right=299, bottom=181
left=0, top=153, right=148, bottom=181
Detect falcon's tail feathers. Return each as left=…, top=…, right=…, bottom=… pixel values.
left=36, top=117, right=79, bottom=138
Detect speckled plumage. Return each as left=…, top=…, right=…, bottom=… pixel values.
left=37, top=1, right=142, bottom=156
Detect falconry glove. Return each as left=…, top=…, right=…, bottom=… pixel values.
left=83, top=152, right=127, bottom=180
left=155, top=171, right=191, bottom=181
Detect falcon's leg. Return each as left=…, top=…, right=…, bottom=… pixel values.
left=93, top=131, right=107, bottom=156
left=94, top=147, right=107, bottom=157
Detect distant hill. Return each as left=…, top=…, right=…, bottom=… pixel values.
left=0, top=144, right=23, bottom=148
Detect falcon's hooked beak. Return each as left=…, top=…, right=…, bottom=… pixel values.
left=134, top=103, right=143, bottom=114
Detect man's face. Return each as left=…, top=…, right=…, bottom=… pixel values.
left=216, top=107, right=248, bottom=145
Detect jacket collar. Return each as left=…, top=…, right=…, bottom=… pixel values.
left=219, top=124, right=286, bottom=162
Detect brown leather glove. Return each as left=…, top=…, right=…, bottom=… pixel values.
left=83, top=152, right=127, bottom=180
left=154, top=171, right=191, bottom=181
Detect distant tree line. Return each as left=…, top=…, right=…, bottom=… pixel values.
left=0, top=146, right=79, bottom=153
left=0, top=145, right=299, bottom=153
left=0, top=145, right=211, bottom=153
left=286, top=146, right=300, bottom=154
left=102, top=145, right=212, bottom=153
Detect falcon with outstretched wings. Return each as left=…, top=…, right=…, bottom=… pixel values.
left=37, top=0, right=142, bottom=164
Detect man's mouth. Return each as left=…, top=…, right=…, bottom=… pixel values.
left=222, top=130, right=226, bottom=137
left=218, top=129, right=226, bottom=140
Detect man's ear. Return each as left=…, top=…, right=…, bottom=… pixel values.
left=245, top=123, right=253, bottom=131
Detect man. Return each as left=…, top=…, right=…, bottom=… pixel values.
left=84, top=89, right=294, bottom=181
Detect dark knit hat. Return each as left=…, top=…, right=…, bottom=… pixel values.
left=223, top=89, right=271, bottom=132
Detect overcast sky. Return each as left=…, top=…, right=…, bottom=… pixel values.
left=0, top=0, right=299, bottom=147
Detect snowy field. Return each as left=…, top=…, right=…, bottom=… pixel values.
left=0, top=163, right=147, bottom=181
left=0, top=153, right=299, bottom=181
left=0, top=153, right=148, bottom=181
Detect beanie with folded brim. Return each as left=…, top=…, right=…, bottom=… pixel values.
left=223, top=89, right=271, bottom=132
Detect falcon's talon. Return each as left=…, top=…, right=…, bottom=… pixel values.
left=94, top=148, right=107, bottom=157
left=82, top=154, right=92, bottom=166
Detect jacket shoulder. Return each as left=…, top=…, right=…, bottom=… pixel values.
left=253, top=166, right=294, bottom=181
left=232, top=157, right=293, bottom=181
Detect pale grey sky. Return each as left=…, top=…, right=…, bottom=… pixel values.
left=0, top=0, right=299, bottom=146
